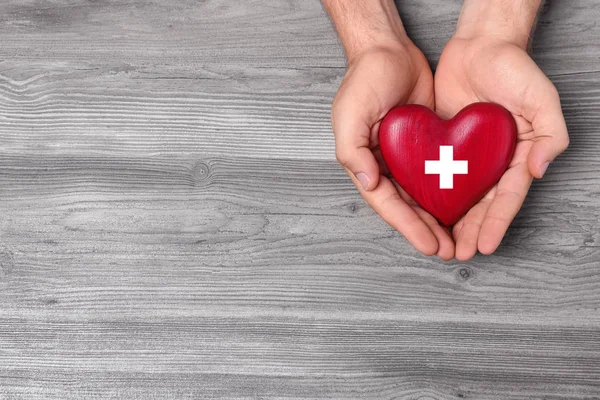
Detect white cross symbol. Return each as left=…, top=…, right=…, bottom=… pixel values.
left=425, top=145, right=468, bottom=189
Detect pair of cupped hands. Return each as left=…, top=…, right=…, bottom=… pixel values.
left=331, top=8, right=569, bottom=261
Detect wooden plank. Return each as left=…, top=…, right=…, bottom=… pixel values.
left=1, top=318, right=600, bottom=399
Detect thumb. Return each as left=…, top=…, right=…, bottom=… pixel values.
left=335, top=134, right=380, bottom=192
left=331, top=98, right=381, bottom=192
left=526, top=82, right=570, bottom=179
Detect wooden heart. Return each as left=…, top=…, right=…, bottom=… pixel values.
left=379, top=103, right=517, bottom=226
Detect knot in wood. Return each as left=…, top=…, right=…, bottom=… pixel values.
left=193, top=161, right=211, bottom=183
left=458, top=267, right=472, bottom=281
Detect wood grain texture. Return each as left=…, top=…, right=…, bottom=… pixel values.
left=0, top=0, right=599, bottom=399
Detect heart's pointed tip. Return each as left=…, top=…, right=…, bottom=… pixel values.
left=440, top=220, right=456, bottom=229
left=430, top=211, right=460, bottom=228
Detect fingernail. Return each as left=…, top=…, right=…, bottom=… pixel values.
left=356, top=173, right=370, bottom=190
left=540, top=162, right=550, bottom=178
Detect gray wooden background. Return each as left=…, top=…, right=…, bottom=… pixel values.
left=0, top=0, right=599, bottom=399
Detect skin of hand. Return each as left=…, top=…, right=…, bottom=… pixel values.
left=323, top=0, right=455, bottom=260
left=435, top=0, right=570, bottom=261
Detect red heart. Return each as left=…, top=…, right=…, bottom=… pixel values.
left=379, top=103, right=517, bottom=226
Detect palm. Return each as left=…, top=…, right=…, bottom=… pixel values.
left=434, top=37, right=567, bottom=260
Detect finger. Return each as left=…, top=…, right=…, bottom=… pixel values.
left=333, top=111, right=380, bottom=191
left=351, top=172, right=439, bottom=256
left=452, top=216, right=465, bottom=241
left=393, top=182, right=454, bottom=260
left=414, top=207, right=455, bottom=260
left=454, top=187, right=496, bottom=261
left=523, top=79, right=569, bottom=178
left=478, top=162, right=533, bottom=255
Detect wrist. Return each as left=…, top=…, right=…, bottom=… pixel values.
left=323, top=0, right=411, bottom=63
left=454, top=0, right=542, bottom=49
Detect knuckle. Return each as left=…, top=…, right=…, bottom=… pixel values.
left=548, top=84, right=561, bottom=100
left=559, top=135, right=570, bottom=152
left=335, top=148, right=351, bottom=167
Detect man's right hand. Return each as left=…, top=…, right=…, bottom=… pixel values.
left=331, top=41, right=455, bottom=260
